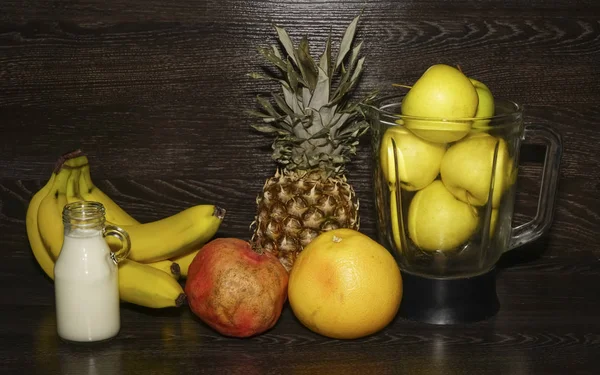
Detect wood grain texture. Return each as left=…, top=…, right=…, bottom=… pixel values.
left=1, top=0, right=600, bottom=373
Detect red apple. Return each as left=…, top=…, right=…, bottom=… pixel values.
left=185, top=238, right=289, bottom=338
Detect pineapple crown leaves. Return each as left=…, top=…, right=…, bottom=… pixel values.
left=248, top=14, right=377, bottom=177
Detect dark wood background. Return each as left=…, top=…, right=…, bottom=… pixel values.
left=1, top=1, right=599, bottom=374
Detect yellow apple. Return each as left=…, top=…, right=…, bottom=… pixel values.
left=408, top=180, right=479, bottom=252
left=470, top=78, right=495, bottom=127
left=400, top=64, right=478, bottom=143
left=440, top=133, right=511, bottom=208
left=380, top=127, right=447, bottom=191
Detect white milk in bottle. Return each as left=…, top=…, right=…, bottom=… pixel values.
left=54, top=201, right=131, bottom=343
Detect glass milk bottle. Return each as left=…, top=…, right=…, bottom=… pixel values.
left=54, top=201, right=131, bottom=343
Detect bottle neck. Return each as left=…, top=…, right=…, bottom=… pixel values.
left=62, top=201, right=106, bottom=236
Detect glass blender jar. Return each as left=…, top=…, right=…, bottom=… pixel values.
left=369, top=95, right=562, bottom=324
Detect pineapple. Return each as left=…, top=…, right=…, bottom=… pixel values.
left=249, top=15, right=376, bottom=271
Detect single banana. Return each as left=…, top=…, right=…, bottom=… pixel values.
left=26, top=173, right=57, bottom=279
left=65, top=165, right=84, bottom=204
left=28, top=151, right=90, bottom=276
left=117, top=204, right=226, bottom=263
left=78, top=163, right=140, bottom=226
left=37, top=166, right=72, bottom=260
left=118, top=259, right=186, bottom=308
left=37, top=151, right=91, bottom=260
left=145, top=259, right=181, bottom=280
left=170, top=248, right=201, bottom=278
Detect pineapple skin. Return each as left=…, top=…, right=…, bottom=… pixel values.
left=251, top=169, right=359, bottom=272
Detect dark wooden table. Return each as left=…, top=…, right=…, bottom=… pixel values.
left=1, top=1, right=600, bottom=374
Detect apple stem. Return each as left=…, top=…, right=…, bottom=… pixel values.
left=456, top=64, right=463, bottom=73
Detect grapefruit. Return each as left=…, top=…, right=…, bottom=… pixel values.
left=288, top=229, right=402, bottom=339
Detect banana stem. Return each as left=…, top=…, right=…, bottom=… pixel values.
left=171, top=262, right=181, bottom=278
left=54, top=149, right=86, bottom=173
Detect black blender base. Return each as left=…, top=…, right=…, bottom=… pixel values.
left=398, top=268, right=500, bottom=325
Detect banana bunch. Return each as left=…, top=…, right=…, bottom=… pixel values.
left=26, top=150, right=226, bottom=309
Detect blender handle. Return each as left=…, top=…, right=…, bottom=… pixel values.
left=508, top=124, right=563, bottom=251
